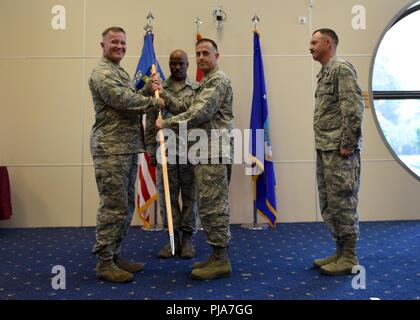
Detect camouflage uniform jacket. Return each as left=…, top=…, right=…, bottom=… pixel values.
left=144, top=76, right=198, bottom=160
left=162, top=67, right=234, bottom=162
left=89, top=57, right=159, bottom=156
left=314, top=56, right=364, bottom=151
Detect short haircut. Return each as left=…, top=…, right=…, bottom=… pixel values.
left=313, top=28, right=339, bottom=47
left=196, top=38, right=218, bottom=53
left=170, top=49, right=188, bottom=61
left=102, top=26, right=126, bottom=39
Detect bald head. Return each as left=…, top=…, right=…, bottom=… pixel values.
left=170, top=49, right=188, bottom=60
left=169, top=49, right=189, bottom=81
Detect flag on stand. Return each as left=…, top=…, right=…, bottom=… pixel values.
left=133, top=31, right=165, bottom=228
left=196, top=32, right=204, bottom=82
left=249, top=30, right=278, bottom=227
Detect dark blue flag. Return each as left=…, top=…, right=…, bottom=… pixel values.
left=249, top=30, right=278, bottom=227
left=133, top=32, right=165, bottom=90
left=133, top=31, right=165, bottom=228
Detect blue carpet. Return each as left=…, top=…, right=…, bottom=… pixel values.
left=0, top=221, right=419, bottom=300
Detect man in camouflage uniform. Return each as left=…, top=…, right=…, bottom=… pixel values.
left=88, top=26, right=163, bottom=283
left=144, top=49, right=199, bottom=259
left=155, top=38, right=234, bottom=280
left=310, top=28, right=364, bottom=276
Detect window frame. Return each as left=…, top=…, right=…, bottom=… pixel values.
left=369, top=0, right=420, bottom=182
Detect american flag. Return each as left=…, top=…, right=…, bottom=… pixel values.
left=133, top=31, right=164, bottom=228
left=136, top=130, right=157, bottom=227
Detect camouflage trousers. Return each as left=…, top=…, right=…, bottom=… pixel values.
left=195, top=163, right=231, bottom=247
left=91, top=154, right=138, bottom=261
left=157, top=162, right=198, bottom=234
left=316, top=150, right=361, bottom=241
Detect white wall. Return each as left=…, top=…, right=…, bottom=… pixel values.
left=1, top=0, right=419, bottom=228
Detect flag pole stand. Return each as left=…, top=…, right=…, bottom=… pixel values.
left=142, top=202, right=163, bottom=231
left=240, top=199, right=268, bottom=230
left=241, top=177, right=268, bottom=230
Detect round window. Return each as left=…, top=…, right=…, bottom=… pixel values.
left=370, top=1, right=420, bottom=181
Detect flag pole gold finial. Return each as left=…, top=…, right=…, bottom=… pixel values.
left=194, top=17, right=202, bottom=34
left=144, top=12, right=154, bottom=33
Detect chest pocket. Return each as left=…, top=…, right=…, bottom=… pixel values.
left=316, top=81, right=335, bottom=97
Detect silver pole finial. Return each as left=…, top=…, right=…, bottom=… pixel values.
left=147, top=12, right=154, bottom=22
left=194, top=17, right=202, bottom=33
left=144, top=12, right=155, bottom=32
left=252, top=14, right=260, bottom=29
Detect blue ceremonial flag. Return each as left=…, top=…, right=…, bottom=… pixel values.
left=133, top=31, right=165, bottom=228
left=249, top=30, right=278, bottom=227
left=133, top=32, right=165, bottom=90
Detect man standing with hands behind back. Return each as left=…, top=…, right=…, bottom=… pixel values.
left=309, top=28, right=364, bottom=276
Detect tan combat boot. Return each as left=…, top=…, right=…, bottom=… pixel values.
left=113, top=254, right=144, bottom=273
left=192, top=252, right=216, bottom=269
left=191, top=246, right=232, bottom=280
left=181, top=232, right=196, bottom=259
left=313, top=241, right=342, bottom=268
left=96, top=259, right=134, bottom=283
left=320, top=236, right=359, bottom=276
